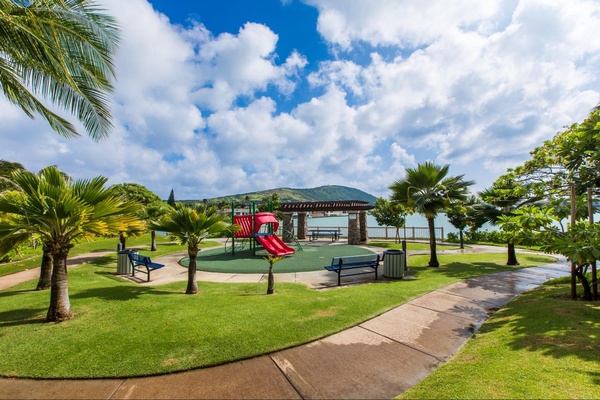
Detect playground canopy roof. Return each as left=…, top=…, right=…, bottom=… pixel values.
left=278, top=200, right=374, bottom=212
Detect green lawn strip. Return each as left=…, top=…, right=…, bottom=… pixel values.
left=0, top=252, right=555, bottom=379
left=399, top=281, right=600, bottom=399
left=0, top=234, right=218, bottom=278
left=369, top=241, right=464, bottom=251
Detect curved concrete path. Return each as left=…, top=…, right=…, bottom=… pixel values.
left=0, top=244, right=570, bottom=399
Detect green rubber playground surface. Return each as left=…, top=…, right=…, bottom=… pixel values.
left=179, top=244, right=377, bottom=273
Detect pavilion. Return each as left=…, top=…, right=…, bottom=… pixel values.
left=278, top=200, right=374, bottom=245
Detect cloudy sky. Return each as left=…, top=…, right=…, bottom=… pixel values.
left=2, top=0, right=600, bottom=200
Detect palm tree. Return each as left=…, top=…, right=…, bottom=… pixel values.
left=0, top=0, right=120, bottom=140
left=390, top=162, right=474, bottom=267
left=140, top=201, right=170, bottom=251
left=149, top=204, right=237, bottom=294
left=0, top=167, right=142, bottom=322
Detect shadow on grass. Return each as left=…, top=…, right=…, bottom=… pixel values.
left=0, top=308, right=46, bottom=328
left=71, top=285, right=174, bottom=301
left=477, top=282, right=600, bottom=384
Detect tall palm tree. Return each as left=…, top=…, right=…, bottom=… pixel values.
left=149, top=204, right=237, bottom=294
left=390, top=162, right=474, bottom=267
left=0, top=0, right=120, bottom=140
left=0, top=167, right=142, bottom=322
left=140, top=201, right=170, bottom=251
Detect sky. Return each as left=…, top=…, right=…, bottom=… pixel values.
left=2, top=0, right=600, bottom=201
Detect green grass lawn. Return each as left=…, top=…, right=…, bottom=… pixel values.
left=0, top=251, right=555, bottom=379
left=369, top=241, right=465, bottom=251
left=0, top=234, right=213, bottom=277
left=399, top=277, right=600, bottom=399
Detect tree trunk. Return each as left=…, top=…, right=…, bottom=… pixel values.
left=507, top=241, right=519, bottom=265
left=119, top=232, right=126, bottom=249
left=46, top=241, right=73, bottom=322
left=267, top=264, right=274, bottom=294
left=459, top=230, right=464, bottom=249
left=186, top=245, right=199, bottom=294
left=151, top=230, right=157, bottom=251
left=36, top=242, right=53, bottom=291
left=575, top=264, right=593, bottom=301
left=427, top=216, right=439, bottom=268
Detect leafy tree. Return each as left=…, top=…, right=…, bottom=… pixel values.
left=0, top=167, right=142, bottom=321
left=371, top=197, right=406, bottom=243
left=167, top=189, right=176, bottom=207
left=0, top=0, right=120, bottom=139
left=390, top=162, right=474, bottom=267
left=149, top=204, right=237, bottom=294
left=110, top=183, right=161, bottom=206
left=0, top=160, right=26, bottom=192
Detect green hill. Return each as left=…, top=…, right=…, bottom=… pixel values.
left=187, top=185, right=377, bottom=206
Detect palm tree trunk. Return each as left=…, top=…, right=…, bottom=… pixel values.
left=46, top=243, right=73, bottom=322
left=267, top=264, right=274, bottom=294
left=459, top=230, right=464, bottom=249
left=151, top=230, right=157, bottom=251
left=186, top=246, right=199, bottom=294
left=507, top=241, right=519, bottom=265
left=427, top=216, right=439, bottom=268
left=36, top=243, right=52, bottom=291
left=119, top=232, right=126, bottom=249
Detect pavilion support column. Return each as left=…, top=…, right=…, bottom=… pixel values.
left=348, top=212, right=360, bottom=245
left=297, top=212, right=308, bottom=240
left=359, top=211, right=368, bottom=243
left=282, top=212, right=294, bottom=243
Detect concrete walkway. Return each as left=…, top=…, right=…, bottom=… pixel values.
left=0, top=245, right=570, bottom=399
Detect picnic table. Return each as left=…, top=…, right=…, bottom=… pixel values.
left=309, top=229, right=341, bottom=241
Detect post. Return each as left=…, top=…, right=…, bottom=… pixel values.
left=297, top=212, right=308, bottom=240
left=348, top=212, right=360, bottom=245
left=359, top=211, right=368, bottom=243
left=282, top=212, right=294, bottom=243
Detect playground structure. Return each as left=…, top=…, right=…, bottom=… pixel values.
left=226, top=202, right=295, bottom=257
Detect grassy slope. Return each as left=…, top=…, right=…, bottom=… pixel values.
left=400, top=277, right=600, bottom=399
left=0, top=252, right=554, bottom=378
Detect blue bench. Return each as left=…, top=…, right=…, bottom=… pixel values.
left=324, top=254, right=381, bottom=286
left=127, top=252, right=165, bottom=282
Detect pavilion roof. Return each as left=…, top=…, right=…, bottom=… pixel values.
left=278, top=200, right=374, bottom=212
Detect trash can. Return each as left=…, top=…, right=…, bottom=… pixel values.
left=383, top=250, right=405, bottom=278
left=117, top=250, right=132, bottom=275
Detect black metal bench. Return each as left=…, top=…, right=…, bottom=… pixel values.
left=127, top=252, right=165, bottom=282
left=324, top=254, right=381, bottom=286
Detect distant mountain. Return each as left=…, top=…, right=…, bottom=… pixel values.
left=197, top=185, right=377, bottom=205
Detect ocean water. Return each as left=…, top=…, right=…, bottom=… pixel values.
left=304, top=214, right=459, bottom=240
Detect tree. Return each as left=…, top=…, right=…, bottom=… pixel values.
left=371, top=197, right=406, bottom=243
left=390, top=162, right=474, bottom=267
left=264, top=255, right=285, bottom=295
left=149, top=203, right=237, bottom=294
left=0, top=160, right=26, bottom=192
left=0, top=0, right=120, bottom=140
left=167, top=189, right=176, bottom=207
left=110, top=183, right=162, bottom=206
left=0, top=167, right=142, bottom=321
left=140, top=201, right=170, bottom=251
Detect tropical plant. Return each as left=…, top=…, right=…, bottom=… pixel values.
left=0, top=167, right=142, bottom=321
left=0, top=159, right=26, bottom=192
left=264, top=255, right=285, bottom=294
left=149, top=203, right=237, bottom=294
left=140, top=201, right=170, bottom=251
left=371, top=197, right=407, bottom=243
left=390, top=162, right=474, bottom=267
left=0, top=0, right=120, bottom=139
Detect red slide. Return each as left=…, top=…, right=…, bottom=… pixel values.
left=255, top=234, right=295, bottom=256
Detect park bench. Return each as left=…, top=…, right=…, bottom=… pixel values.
left=309, top=229, right=341, bottom=241
left=324, top=253, right=381, bottom=286
left=127, top=252, right=165, bottom=282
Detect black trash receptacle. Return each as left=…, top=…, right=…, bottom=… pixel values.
left=383, top=250, right=405, bottom=278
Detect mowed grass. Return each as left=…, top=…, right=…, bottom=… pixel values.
left=0, top=250, right=555, bottom=379
left=399, top=277, right=600, bottom=399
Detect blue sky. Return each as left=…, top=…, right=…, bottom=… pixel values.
left=2, top=0, right=600, bottom=200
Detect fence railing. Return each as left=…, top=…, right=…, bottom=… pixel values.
left=285, top=226, right=444, bottom=241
